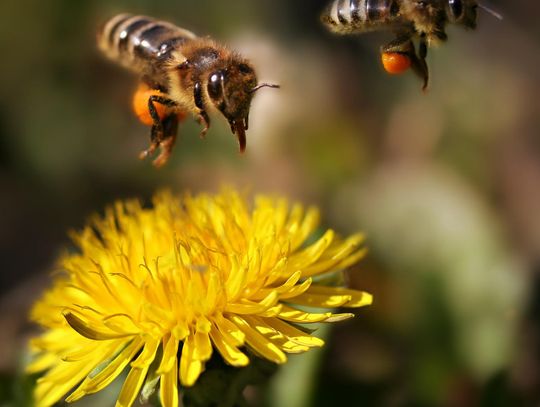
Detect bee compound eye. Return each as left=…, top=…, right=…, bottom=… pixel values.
left=449, top=0, right=464, bottom=19
left=208, top=72, right=223, bottom=99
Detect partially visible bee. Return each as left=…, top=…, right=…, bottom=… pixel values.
left=321, top=0, right=499, bottom=89
left=98, top=14, right=279, bottom=167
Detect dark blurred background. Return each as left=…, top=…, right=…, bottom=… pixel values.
left=1, top=0, right=540, bottom=406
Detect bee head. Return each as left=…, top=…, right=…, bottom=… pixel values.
left=208, top=61, right=257, bottom=116
left=207, top=59, right=278, bottom=152
left=447, top=0, right=477, bottom=28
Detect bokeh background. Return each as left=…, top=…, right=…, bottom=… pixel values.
left=1, top=0, right=539, bottom=406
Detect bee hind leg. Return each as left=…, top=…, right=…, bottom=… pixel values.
left=139, top=95, right=178, bottom=165
left=152, top=114, right=179, bottom=168
left=139, top=124, right=160, bottom=160
left=416, top=36, right=429, bottom=91
left=382, top=36, right=429, bottom=90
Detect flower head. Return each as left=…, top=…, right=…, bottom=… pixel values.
left=28, top=189, right=372, bottom=407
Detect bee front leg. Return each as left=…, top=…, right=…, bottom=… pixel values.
left=197, top=110, right=211, bottom=139
left=193, top=81, right=211, bottom=138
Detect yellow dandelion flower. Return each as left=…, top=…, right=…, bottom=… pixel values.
left=27, top=189, right=372, bottom=407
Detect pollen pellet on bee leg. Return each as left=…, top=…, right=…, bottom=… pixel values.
left=381, top=52, right=411, bottom=75
left=132, top=84, right=170, bottom=126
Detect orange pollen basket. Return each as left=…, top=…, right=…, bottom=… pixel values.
left=132, top=84, right=185, bottom=126
left=381, top=52, right=411, bottom=75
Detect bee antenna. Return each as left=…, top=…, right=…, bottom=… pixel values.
left=478, top=3, right=503, bottom=20
left=250, top=83, right=280, bottom=93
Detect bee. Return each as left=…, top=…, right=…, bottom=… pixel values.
left=98, top=14, right=279, bottom=167
left=321, top=0, right=498, bottom=89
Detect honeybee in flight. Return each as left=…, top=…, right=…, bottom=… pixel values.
left=98, top=14, right=279, bottom=167
left=321, top=0, right=499, bottom=89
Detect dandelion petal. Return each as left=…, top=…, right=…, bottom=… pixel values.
left=116, top=366, right=149, bottom=407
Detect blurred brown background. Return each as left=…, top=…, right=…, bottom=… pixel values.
left=1, top=0, right=540, bottom=405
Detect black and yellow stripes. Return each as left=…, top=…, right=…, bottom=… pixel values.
left=98, top=14, right=196, bottom=69
left=321, top=0, right=401, bottom=33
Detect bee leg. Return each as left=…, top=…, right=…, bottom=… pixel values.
left=193, top=81, right=211, bottom=138
left=139, top=124, right=160, bottom=160
left=197, top=110, right=211, bottom=139
left=382, top=36, right=429, bottom=90
left=416, top=36, right=429, bottom=90
left=153, top=114, right=179, bottom=168
left=139, top=95, right=178, bottom=161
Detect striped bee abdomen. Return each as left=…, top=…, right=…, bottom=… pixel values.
left=321, top=0, right=401, bottom=34
left=98, top=14, right=197, bottom=72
